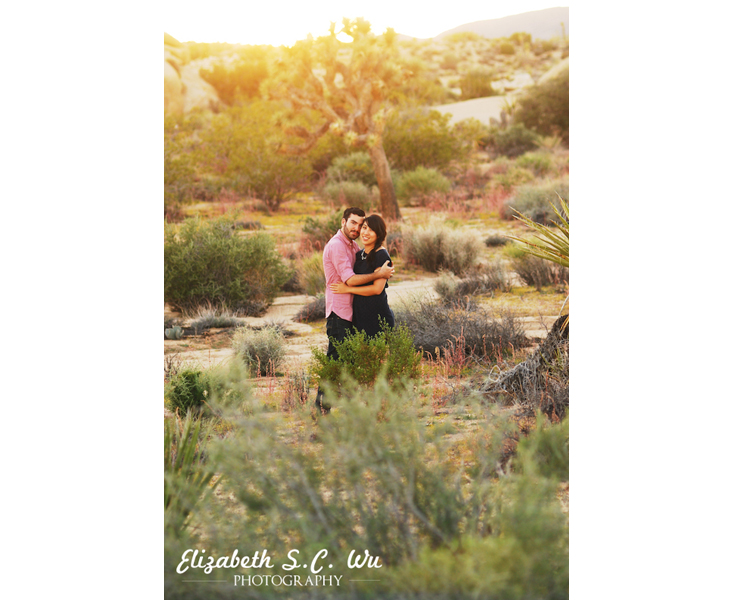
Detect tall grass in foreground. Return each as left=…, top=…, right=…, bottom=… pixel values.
left=165, top=378, right=568, bottom=599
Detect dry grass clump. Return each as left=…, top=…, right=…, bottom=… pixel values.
left=293, top=294, right=326, bottom=322
left=434, top=262, right=512, bottom=306
left=187, top=305, right=246, bottom=333
left=393, top=294, right=528, bottom=360
left=402, top=223, right=482, bottom=275
left=231, top=325, right=286, bottom=377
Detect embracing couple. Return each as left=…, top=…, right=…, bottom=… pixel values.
left=314, top=207, right=396, bottom=414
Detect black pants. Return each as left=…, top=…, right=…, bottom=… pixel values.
left=315, top=312, right=353, bottom=413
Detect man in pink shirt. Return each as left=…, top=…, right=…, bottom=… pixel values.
left=315, top=207, right=395, bottom=414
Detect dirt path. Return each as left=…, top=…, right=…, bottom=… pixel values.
left=165, top=275, right=559, bottom=373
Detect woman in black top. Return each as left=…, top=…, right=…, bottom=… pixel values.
left=329, top=214, right=395, bottom=337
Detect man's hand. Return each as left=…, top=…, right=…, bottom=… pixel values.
left=374, top=261, right=395, bottom=280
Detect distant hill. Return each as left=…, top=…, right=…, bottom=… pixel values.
left=433, top=7, right=568, bottom=41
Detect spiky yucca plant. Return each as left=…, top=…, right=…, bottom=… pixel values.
left=508, top=194, right=569, bottom=322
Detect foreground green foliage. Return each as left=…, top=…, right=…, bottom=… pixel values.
left=311, top=323, right=422, bottom=391
left=164, top=216, right=290, bottom=314
left=164, top=380, right=568, bottom=599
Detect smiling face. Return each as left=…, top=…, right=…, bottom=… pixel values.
left=341, top=214, right=364, bottom=241
left=359, top=221, right=376, bottom=249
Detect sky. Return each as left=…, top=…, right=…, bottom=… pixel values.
left=165, top=0, right=566, bottom=46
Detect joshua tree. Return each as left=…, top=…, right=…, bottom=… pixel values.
left=266, top=18, right=406, bottom=220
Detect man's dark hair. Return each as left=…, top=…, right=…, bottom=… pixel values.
left=343, top=207, right=366, bottom=221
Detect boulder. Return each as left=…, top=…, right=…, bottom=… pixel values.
left=164, top=33, right=220, bottom=116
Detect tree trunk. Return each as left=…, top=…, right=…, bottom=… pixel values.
left=368, top=142, right=401, bottom=221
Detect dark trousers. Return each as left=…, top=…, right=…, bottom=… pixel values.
left=315, top=312, right=353, bottom=413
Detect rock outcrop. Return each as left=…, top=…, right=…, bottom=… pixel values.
left=164, top=33, right=221, bottom=116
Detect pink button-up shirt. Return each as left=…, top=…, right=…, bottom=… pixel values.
left=323, top=229, right=358, bottom=321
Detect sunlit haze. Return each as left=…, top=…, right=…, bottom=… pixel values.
left=165, top=1, right=566, bottom=45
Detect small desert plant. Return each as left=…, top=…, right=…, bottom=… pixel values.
left=434, top=263, right=512, bottom=305
left=187, top=305, right=245, bottom=333
left=482, top=123, right=539, bottom=158
left=490, top=165, right=535, bottom=192
left=232, top=325, right=286, bottom=377
left=296, top=252, right=326, bottom=296
left=280, top=368, right=311, bottom=411
left=165, top=368, right=210, bottom=416
left=459, top=69, right=496, bottom=100
left=499, top=41, right=516, bottom=55
left=402, top=223, right=482, bottom=275
left=164, top=412, right=218, bottom=537
left=514, top=67, right=569, bottom=141
left=326, top=151, right=377, bottom=187
left=311, top=322, right=422, bottom=391
left=293, top=293, right=326, bottom=322
left=394, top=295, right=528, bottom=359
left=320, top=180, right=376, bottom=208
left=485, top=234, right=509, bottom=247
left=165, top=326, right=184, bottom=340
left=514, top=412, right=569, bottom=481
left=515, top=151, right=555, bottom=177
left=395, top=166, right=451, bottom=205
left=505, top=178, right=569, bottom=224
left=300, top=212, right=342, bottom=252
left=506, top=244, right=568, bottom=290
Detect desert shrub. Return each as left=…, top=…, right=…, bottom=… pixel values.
left=515, top=150, right=556, bottom=177
left=326, top=151, right=377, bottom=187
left=231, top=325, right=286, bottom=377
left=459, top=69, right=496, bottom=100
left=481, top=123, right=539, bottom=158
left=164, top=216, right=290, bottom=314
left=199, top=53, right=269, bottom=104
left=506, top=177, right=569, bottom=223
left=165, top=368, right=209, bottom=416
left=440, top=52, right=459, bottom=70
left=196, top=101, right=312, bottom=211
left=296, top=252, right=325, bottom=296
left=515, top=412, right=569, bottom=481
left=311, top=323, right=422, bottom=391
left=490, top=165, right=535, bottom=191
left=485, top=234, right=509, bottom=247
left=434, top=263, right=512, bottom=304
left=499, top=41, right=516, bottom=54
left=188, top=305, right=246, bottom=334
left=395, top=166, right=451, bottom=204
left=402, top=223, right=482, bottom=275
left=505, top=244, right=569, bottom=290
left=320, top=180, right=375, bottom=208
left=384, top=108, right=470, bottom=172
left=165, top=380, right=568, bottom=599
left=514, top=67, right=569, bottom=141
left=300, top=212, right=341, bottom=252
left=293, top=294, right=326, bottom=322
left=394, top=295, right=528, bottom=359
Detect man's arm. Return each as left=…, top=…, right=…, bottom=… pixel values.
left=345, top=261, right=395, bottom=286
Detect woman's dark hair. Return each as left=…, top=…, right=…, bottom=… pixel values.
left=364, top=215, right=387, bottom=265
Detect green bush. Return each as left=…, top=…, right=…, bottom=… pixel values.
left=515, top=150, right=556, bottom=177
left=320, top=180, right=376, bottom=209
left=300, top=212, right=342, bottom=252
left=326, top=151, right=377, bottom=187
left=164, top=216, right=290, bottom=314
left=384, top=108, right=471, bottom=172
left=199, top=53, right=269, bottom=104
left=395, top=166, right=451, bottom=204
left=311, top=323, right=422, bottom=391
left=482, top=123, right=540, bottom=158
left=232, top=325, right=286, bottom=377
left=402, top=223, right=482, bottom=275
left=165, top=368, right=209, bottom=416
left=490, top=165, right=535, bottom=191
left=514, top=67, right=569, bottom=141
left=499, top=41, right=516, bottom=55
left=296, top=252, right=325, bottom=296
left=515, top=412, right=569, bottom=481
left=196, top=101, right=312, bottom=210
left=459, top=69, right=496, bottom=100
left=506, top=177, right=569, bottom=224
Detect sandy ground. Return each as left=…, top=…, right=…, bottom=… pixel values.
left=430, top=94, right=517, bottom=126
